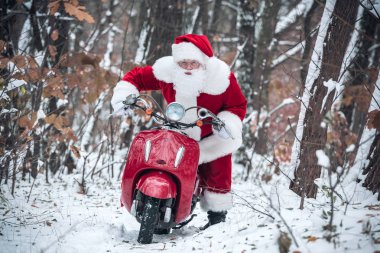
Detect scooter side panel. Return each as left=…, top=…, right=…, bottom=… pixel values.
left=120, top=129, right=200, bottom=224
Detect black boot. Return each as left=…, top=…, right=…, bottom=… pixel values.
left=200, top=211, right=227, bottom=230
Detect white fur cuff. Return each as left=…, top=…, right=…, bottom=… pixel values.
left=200, top=190, right=233, bottom=212
left=198, top=111, right=243, bottom=164
left=111, top=81, right=140, bottom=109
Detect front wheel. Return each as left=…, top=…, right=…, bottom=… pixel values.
left=137, top=197, right=160, bottom=244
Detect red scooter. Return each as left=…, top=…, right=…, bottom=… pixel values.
left=119, top=94, right=232, bottom=244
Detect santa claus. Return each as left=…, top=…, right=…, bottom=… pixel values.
left=111, top=34, right=247, bottom=229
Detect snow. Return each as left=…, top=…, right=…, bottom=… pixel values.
left=134, top=26, right=149, bottom=64
left=0, top=79, right=27, bottom=100
left=100, top=26, right=116, bottom=70
left=1, top=159, right=379, bottom=253
left=57, top=99, right=69, bottom=108
left=345, top=144, right=355, bottom=153
left=316, top=150, right=330, bottom=168
left=0, top=108, right=18, bottom=115
left=271, top=41, right=305, bottom=67
left=321, top=78, right=338, bottom=112
left=18, top=18, right=31, bottom=54
left=7, top=79, right=27, bottom=91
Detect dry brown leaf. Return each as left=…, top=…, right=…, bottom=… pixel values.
left=0, top=40, right=6, bottom=50
left=18, top=115, right=33, bottom=129
left=51, top=29, right=59, bottom=41
left=66, top=73, right=80, bottom=88
left=62, top=128, right=78, bottom=142
left=261, top=173, right=272, bottom=183
left=292, top=251, right=301, bottom=253
left=366, top=205, right=380, bottom=211
left=27, top=68, right=41, bottom=82
left=367, top=110, right=380, bottom=130
left=71, top=0, right=79, bottom=6
left=53, top=117, right=63, bottom=130
left=26, top=56, right=39, bottom=68
left=64, top=2, right=95, bottom=23
left=70, top=145, right=81, bottom=159
left=43, top=76, right=65, bottom=99
left=48, top=45, right=57, bottom=59
left=18, top=112, right=37, bottom=129
left=12, top=55, right=28, bottom=68
left=48, top=0, right=60, bottom=15
left=44, top=114, right=58, bottom=125
left=0, top=56, right=9, bottom=69
left=307, top=236, right=318, bottom=242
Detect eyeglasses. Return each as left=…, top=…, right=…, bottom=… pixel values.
left=178, top=60, right=201, bottom=69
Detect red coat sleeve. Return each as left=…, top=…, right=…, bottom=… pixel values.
left=221, top=72, right=247, bottom=121
left=122, top=66, right=161, bottom=92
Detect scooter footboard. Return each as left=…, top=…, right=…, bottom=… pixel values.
left=136, top=171, right=177, bottom=199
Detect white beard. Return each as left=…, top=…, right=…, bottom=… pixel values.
left=172, top=65, right=206, bottom=97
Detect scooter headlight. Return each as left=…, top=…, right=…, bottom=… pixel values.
left=166, top=102, right=185, bottom=122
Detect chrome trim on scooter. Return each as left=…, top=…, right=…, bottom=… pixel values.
left=131, top=200, right=137, bottom=217
left=145, top=140, right=151, bottom=162
left=164, top=207, right=172, bottom=223
left=174, top=146, right=185, bottom=167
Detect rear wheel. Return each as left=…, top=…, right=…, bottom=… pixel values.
left=137, top=197, right=160, bottom=244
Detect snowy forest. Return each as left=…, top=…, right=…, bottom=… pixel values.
left=1, top=0, right=380, bottom=252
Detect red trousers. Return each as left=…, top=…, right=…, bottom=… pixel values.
left=198, top=154, right=232, bottom=194
left=198, top=154, right=233, bottom=211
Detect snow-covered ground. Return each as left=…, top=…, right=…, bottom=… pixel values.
left=1, top=161, right=379, bottom=253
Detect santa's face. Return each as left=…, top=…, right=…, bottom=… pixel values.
left=173, top=59, right=206, bottom=96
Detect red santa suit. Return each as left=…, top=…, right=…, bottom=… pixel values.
left=112, top=34, right=247, bottom=212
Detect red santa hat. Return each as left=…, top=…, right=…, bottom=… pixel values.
left=171, top=34, right=213, bottom=65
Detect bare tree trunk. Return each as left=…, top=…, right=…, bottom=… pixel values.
left=191, top=0, right=208, bottom=34
left=146, top=0, right=184, bottom=65
left=252, top=0, right=281, bottom=155
left=340, top=9, right=380, bottom=157
left=362, top=131, right=380, bottom=200
left=290, top=0, right=359, bottom=199
left=235, top=0, right=256, bottom=178
left=200, top=0, right=209, bottom=35
left=300, top=0, right=319, bottom=88
left=208, top=0, right=222, bottom=38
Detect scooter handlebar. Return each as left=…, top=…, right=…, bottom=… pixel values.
left=122, top=95, right=233, bottom=139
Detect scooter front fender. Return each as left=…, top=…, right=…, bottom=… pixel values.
left=136, top=171, right=177, bottom=199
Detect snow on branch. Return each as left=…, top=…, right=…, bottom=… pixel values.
left=271, top=40, right=305, bottom=68
left=275, top=0, right=315, bottom=35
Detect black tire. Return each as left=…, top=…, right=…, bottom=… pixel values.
left=154, top=228, right=171, bottom=234
left=137, top=197, right=160, bottom=244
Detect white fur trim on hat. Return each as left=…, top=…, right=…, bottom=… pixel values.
left=172, top=42, right=209, bottom=65
left=200, top=190, right=233, bottom=212
left=152, top=56, right=230, bottom=96
left=198, top=111, right=243, bottom=164
left=111, top=80, right=140, bottom=108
